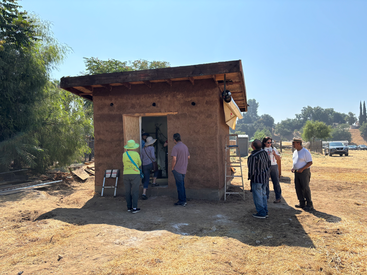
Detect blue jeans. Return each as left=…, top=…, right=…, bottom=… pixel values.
left=143, top=163, right=153, bottom=189
left=266, top=165, right=282, bottom=200
left=172, top=170, right=186, bottom=203
left=252, top=182, right=267, bottom=217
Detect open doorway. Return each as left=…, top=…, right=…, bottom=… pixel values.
left=141, top=116, right=168, bottom=186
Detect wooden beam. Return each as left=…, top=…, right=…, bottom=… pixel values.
left=188, top=77, right=194, bottom=85
left=64, top=87, right=82, bottom=96
left=128, top=112, right=178, bottom=116
left=60, top=60, right=242, bottom=88
left=165, top=79, right=172, bottom=87
left=218, top=81, right=241, bottom=87
left=144, top=81, right=152, bottom=88
left=121, top=82, right=131, bottom=89
left=212, top=75, right=218, bottom=85
left=102, top=84, right=112, bottom=91
left=85, top=86, right=93, bottom=92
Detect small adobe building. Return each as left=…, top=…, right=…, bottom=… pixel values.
left=60, top=60, right=247, bottom=200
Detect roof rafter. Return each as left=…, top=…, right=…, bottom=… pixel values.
left=121, top=82, right=131, bottom=89
left=188, top=77, right=194, bottom=85
left=144, top=81, right=152, bottom=88
left=165, top=79, right=172, bottom=87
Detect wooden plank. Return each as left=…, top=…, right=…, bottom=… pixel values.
left=71, top=167, right=90, bottom=181
left=123, top=115, right=140, bottom=147
left=128, top=112, right=178, bottom=117
left=60, top=60, right=242, bottom=88
left=85, top=168, right=95, bottom=175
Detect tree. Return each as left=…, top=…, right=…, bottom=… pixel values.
left=330, top=124, right=352, bottom=142
left=0, top=0, right=37, bottom=50
left=345, top=112, right=356, bottom=125
left=252, top=128, right=272, bottom=141
left=296, top=106, right=346, bottom=126
left=358, top=101, right=367, bottom=126
left=257, top=114, right=274, bottom=129
left=31, top=81, right=93, bottom=172
left=302, top=121, right=331, bottom=142
left=83, top=57, right=170, bottom=75
left=275, top=118, right=303, bottom=138
left=359, top=122, right=367, bottom=141
left=0, top=3, right=49, bottom=171
left=239, top=99, right=259, bottom=124
left=331, top=111, right=346, bottom=124
left=0, top=3, right=89, bottom=173
left=234, top=122, right=256, bottom=138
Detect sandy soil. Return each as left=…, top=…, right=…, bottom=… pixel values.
left=1, top=149, right=366, bottom=274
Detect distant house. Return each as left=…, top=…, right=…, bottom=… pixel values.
left=60, top=60, right=247, bottom=200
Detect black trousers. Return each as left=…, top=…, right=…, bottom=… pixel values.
left=294, top=168, right=312, bottom=206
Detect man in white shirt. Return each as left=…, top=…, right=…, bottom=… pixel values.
left=291, top=138, right=314, bottom=211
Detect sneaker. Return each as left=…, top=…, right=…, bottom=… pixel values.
left=273, top=199, right=281, bottom=203
left=127, top=208, right=133, bottom=212
left=131, top=208, right=140, bottom=214
left=252, top=213, right=266, bottom=219
left=142, top=194, right=148, bottom=200
left=295, top=204, right=305, bottom=209
left=174, top=201, right=187, bottom=207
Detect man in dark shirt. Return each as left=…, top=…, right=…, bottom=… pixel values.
left=171, top=133, right=190, bottom=206
left=247, top=139, right=271, bottom=218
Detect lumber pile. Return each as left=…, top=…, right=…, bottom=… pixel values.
left=69, top=162, right=95, bottom=181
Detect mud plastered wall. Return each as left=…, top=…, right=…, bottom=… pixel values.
left=93, top=79, right=228, bottom=194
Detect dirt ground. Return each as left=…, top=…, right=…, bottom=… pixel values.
left=1, top=149, right=367, bottom=274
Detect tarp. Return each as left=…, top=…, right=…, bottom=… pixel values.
left=223, top=99, right=243, bottom=130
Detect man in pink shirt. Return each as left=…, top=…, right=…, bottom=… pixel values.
left=171, top=133, right=190, bottom=206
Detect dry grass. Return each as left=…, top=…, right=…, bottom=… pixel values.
left=0, top=150, right=367, bottom=274
left=350, top=128, right=367, bottom=145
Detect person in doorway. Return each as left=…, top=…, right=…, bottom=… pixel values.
left=141, top=132, right=148, bottom=148
left=247, top=139, right=271, bottom=218
left=171, top=133, right=190, bottom=206
left=291, top=138, right=314, bottom=211
left=123, top=140, right=142, bottom=214
left=141, top=136, right=159, bottom=199
left=262, top=137, right=282, bottom=203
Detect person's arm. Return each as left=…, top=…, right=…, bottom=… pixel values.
left=273, top=148, right=281, bottom=161
left=297, top=161, right=312, bottom=173
left=136, top=152, right=142, bottom=167
left=172, top=156, right=177, bottom=171
left=149, top=147, right=156, bottom=162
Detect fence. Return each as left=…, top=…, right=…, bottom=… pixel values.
left=285, top=140, right=323, bottom=153
left=308, top=140, right=323, bottom=153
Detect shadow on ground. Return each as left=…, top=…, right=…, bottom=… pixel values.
left=35, top=190, right=341, bottom=248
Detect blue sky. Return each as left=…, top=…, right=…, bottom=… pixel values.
left=21, top=0, right=367, bottom=123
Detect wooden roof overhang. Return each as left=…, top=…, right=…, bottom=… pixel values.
left=60, top=60, right=248, bottom=112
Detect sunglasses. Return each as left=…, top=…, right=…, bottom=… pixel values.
left=266, top=141, right=272, bottom=144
